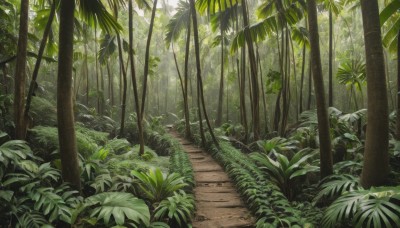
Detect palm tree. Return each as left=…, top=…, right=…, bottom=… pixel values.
left=189, top=0, right=219, bottom=147
left=14, top=0, right=30, bottom=139
left=360, top=0, right=389, bottom=188
left=57, top=0, right=121, bottom=191
left=307, top=0, right=333, bottom=178
left=57, top=0, right=81, bottom=191
left=165, top=1, right=192, bottom=138
left=336, top=58, right=366, bottom=110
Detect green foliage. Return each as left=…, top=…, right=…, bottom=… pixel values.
left=336, top=58, right=366, bottom=91
left=154, top=190, right=195, bottom=227
left=0, top=139, right=37, bottom=178
left=131, top=168, right=188, bottom=205
left=251, top=148, right=319, bottom=200
left=29, top=125, right=108, bottom=158
left=322, top=186, right=400, bottom=228
left=74, top=192, right=150, bottom=227
left=105, top=138, right=131, bottom=155
left=256, top=137, right=298, bottom=155
left=30, top=97, right=57, bottom=126
left=313, top=174, right=361, bottom=204
left=265, top=70, right=282, bottom=94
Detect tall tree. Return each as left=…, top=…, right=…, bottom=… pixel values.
left=14, top=0, right=30, bottom=139
left=189, top=0, right=219, bottom=147
left=307, top=0, right=333, bottom=178
left=128, top=0, right=145, bottom=155
left=57, top=0, right=81, bottom=191
left=360, top=0, right=389, bottom=188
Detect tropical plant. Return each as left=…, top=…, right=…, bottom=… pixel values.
left=256, top=137, right=298, bottom=155
left=131, top=168, right=188, bottom=205
left=322, top=186, right=400, bottom=228
left=154, top=190, right=195, bottom=227
left=73, top=192, right=150, bottom=227
left=251, top=148, right=319, bottom=200
left=313, top=174, right=361, bottom=204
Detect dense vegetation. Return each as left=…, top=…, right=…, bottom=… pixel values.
left=1, top=0, right=400, bottom=227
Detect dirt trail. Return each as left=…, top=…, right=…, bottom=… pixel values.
left=171, top=132, right=254, bottom=228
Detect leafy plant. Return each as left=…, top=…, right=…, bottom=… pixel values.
left=255, top=137, right=298, bottom=155
left=73, top=192, right=150, bottom=227
left=250, top=148, right=319, bottom=200
left=131, top=168, right=187, bottom=205
left=322, top=186, right=400, bottom=228
left=154, top=190, right=195, bottom=227
left=313, top=174, right=361, bottom=204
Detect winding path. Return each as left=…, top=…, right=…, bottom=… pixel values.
left=170, top=131, right=255, bottom=228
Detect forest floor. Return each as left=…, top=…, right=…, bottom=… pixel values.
left=170, top=131, right=255, bottom=228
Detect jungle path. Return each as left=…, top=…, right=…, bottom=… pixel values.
left=170, top=130, right=255, bottom=228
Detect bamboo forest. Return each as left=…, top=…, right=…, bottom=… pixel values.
left=1, top=0, right=400, bottom=227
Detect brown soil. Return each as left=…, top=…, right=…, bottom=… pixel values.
left=171, top=132, right=255, bottom=228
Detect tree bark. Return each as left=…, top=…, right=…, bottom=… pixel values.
left=299, top=44, right=306, bottom=114
left=215, top=24, right=224, bottom=127
left=307, top=0, right=333, bottom=178
left=57, top=0, right=81, bottom=191
left=360, top=0, right=389, bottom=188
left=396, top=30, right=400, bottom=140
left=328, top=9, right=333, bottom=107
left=14, top=0, right=30, bottom=139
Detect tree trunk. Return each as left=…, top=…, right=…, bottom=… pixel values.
left=360, top=0, right=389, bottom=188
left=57, top=0, right=81, bottom=191
left=24, top=0, right=56, bottom=128
left=328, top=9, right=333, bottom=107
left=14, top=0, right=30, bottom=139
left=140, top=0, right=158, bottom=117
left=299, top=44, right=306, bottom=114
left=189, top=0, right=219, bottom=147
left=215, top=27, right=224, bottom=127
left=241, top=0, right=260, bottom=140
left=128, top=0, right=145, bottom=155
left=396, top=30, right=400, bottom=140
left=307, top=0, right=333, bottom=178
left=183, top=19, right=192, bottom=138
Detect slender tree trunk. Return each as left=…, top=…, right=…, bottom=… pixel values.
left=184, top=19, right=192, bottom=138
left=397, top=30, right=400, bottom=140
left=307, top=55, right=312, bottom=110
left=24, top=0, right=56, bottom=128
left=360, top=0, right=389, bottom=188
left=84, top=41, right=89, bottom=106
left=106, top=62, right=114, bottom=107
left=241, top=0, right=260, bottom=140
left=57, top=0, right=81, bottom=191
left=307, top=0, right=333, bottom=178
left=14, top=0, right=30, bottom=139
left=189, top=0, right=219, bottom=147
left=215, top=27, right=224, bottom=127
left=141, top=0, right=158, bottom=117
left=328, top=9, right=333, bottom=107
left=300, top=44, right=306, bottom=114
left=94, top=24, right=101, bottom=114
left=128, top=0, right=145, bottom=154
